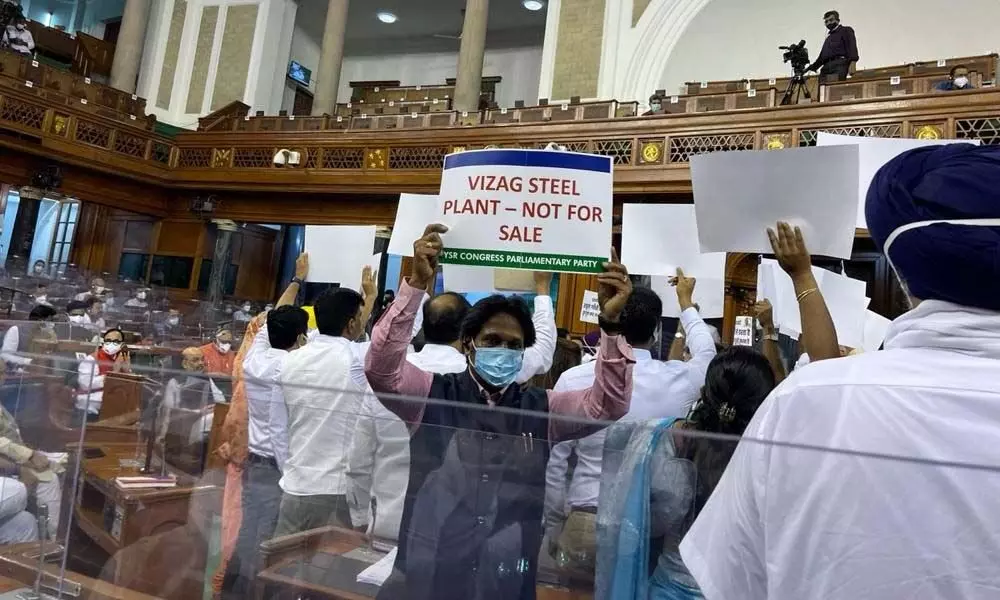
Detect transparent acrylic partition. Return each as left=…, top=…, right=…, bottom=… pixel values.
left=0, top=335, right=993, bottom=600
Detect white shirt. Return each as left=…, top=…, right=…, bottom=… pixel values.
left=279, top=334, right=365, bottom=496
left=1, top=326, right=30, bottom=367
left=243, top=324, right=290, bottom=470
left=3, top=26, right=33, bottom=55
left=161, top=376, right=224, bottom=444
left=546, top=306, right=715, bottom=510
left=680, top=300, right=1000, bottom=600
left=75, top=355, right=105, bottom=414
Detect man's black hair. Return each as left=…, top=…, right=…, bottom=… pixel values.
left=461, top=295, right=536, bottom=348
left=66, top=300, right=88, bottom=314
left=84, top=297, right=100, bottom=309
left=267, top=306, right=309, bottom=350
left=314, top=287, right=364, bottom=337
left=621, top=287, right=662, bottom=347
left=102, top=327, right=125, bottom=340
left=950, top=64, right=968, bottom=78
left=422, top=293, right=472, bottom=345
left=823, top=10, right=839, bottom=19
left=28, top=305, right=56, bottom=321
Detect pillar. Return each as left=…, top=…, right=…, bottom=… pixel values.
left=311, top=0, right=349, bottom=116
left=110, top=0, right=152, bottom=93
left=8, top=193, right=41, bottom=272
left=207, top=219, right=236, bottom=305
left=453, top=0, right=489, bottom=113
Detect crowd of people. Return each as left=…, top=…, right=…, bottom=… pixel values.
left=0, top=144, right=994, bottom=600
left=206, top=143, right=1000, bottom=600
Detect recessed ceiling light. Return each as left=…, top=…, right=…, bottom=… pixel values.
left=522, top=0, right=545, bottom=10
left=377, top=11, right=398, bottom=23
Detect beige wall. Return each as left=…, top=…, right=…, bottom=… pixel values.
left=155, top=0, right=187, bottom=110
left=551, top=0, right=606, bottom=100
left=211, top=4, right=258, bottom=111
left=186, top=6, right=220, bottom=114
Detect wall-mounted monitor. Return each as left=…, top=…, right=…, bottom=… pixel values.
left=288, top=60, right=311, bottom=86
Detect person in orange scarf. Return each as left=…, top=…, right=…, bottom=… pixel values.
left=211, top=254, right=308, bottom=596
left=200, top=326, right=235, bottom=376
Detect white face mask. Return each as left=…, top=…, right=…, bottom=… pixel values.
left=264, top=304, right=274, bottom=312
left=103, top=342, right=122, bottom=356
left=16, top=24, right=25, bottom=31
left=35, top=296, right=47, bottom=304
left=68, top=315, right=86, bottom=324
left=136, top=292, right=147, bottom=300
left=954, top=76, right=970, bottom=88
left=216, top=341, right=231, bottom=353
left=242, top=305, right=251, bottom=312
left=167, top=317, right=179, bottom=326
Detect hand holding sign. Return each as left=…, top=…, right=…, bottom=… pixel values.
left=668, top=268, right=697, bottom=311
left=767, top=222, right=812, bottom=281
left=410, top=224, right=448, bottom=290
left=597, top=248, right=632, bottom=324
left=361, top=265, right=377, bottom=300
left=754, top=299, right=775, bottom=333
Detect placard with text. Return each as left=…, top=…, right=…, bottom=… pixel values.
left=437, top=149, right=613, bottom=273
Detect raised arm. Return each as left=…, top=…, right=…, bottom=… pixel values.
left=671, top=268, right=717, bottom=389
left=275, top=253, right=308, bottom=308
left=754, top=300, right=787, bottom=384
left=548, top=250, right=635, bottom=441
left=517, top=272, right=556, bottom=384
left=768, top=222, right=839, bottom=362
left=364, top=226, right=445, bottom=424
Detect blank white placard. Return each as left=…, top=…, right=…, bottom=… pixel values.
left=692, top=145, right=860, bottom=259
left=651, top=276, right=725, bottom=319
left=442, top=264, right=497, bottom=293
left=862, top=310, right=892, bottom=352
left=816, top=133, right=980, bottom=229
left=820, top=271, right=869, bottom=350
left=622, top=204, right=725, bottom=276
left=387, top=194, right=440, bottom=256
left=303, top=225, right=376, bottom=286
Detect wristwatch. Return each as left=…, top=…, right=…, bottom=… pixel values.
left=763, top=332, right=780, bottom=342
left=675, top=332, right=685, bottom=339
left=291, top=277, right=305, bottom=286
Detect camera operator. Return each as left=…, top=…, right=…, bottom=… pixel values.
left=806, top=10, right=858, bottom=83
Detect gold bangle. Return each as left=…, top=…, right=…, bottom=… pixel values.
left=796, top=288, right=818, bottom=302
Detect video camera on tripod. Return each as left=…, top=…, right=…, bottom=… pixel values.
left=778, top=40, right=812, bottom=106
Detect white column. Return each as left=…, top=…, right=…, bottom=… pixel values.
left=453, top=0, right=489, bottom=113
left=311, top=0, right=349, bottom=116
left=110, top=0, right=152, bottom=93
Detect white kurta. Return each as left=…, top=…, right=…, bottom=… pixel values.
left=680, top=300, right=1000, bottom=600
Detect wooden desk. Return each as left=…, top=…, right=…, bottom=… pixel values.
left=256, top=527, right=591, bottom=600
left=72, top=443, right=217, bottom=556
left=0, top=542, right=162, bottom=599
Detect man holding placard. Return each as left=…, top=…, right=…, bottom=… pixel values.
left=365, top=224, right=634, bottom=600
left=682, top=144, right=1000, bottom=599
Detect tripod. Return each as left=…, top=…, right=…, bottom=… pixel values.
left=780, top=69, right=812, bottom=106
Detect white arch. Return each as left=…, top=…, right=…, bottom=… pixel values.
left=611, top=0, right=714, bottom=102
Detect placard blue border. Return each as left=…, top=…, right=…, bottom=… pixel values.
left=444, top=149, right=612, bottom=173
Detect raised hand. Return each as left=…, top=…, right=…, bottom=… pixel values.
left=597, top=248, right=632, bottom=323
left=410, top=224, right=448, bottom=290
left=754, top=299, right=775, bottom=332
left=533, top=271, right=553, bottom=296
left=669, top=267, right=696, bottom=311
left=767, top=222, right=811, bottom=279
left=361, top=265, right=377, bottom=300
left=295, top=253, right=309, bottom=280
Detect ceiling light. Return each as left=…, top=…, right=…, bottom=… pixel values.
left=522, top=0, right=545, bottom=10
left=377, top=11, right=398, bottom=23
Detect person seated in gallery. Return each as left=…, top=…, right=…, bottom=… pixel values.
left=200, top=326, right=235, bottom=377
left=935, top=65, right=975, bottom=91
left=76, top=327, right=132, bottom=423
left=124, top=287, right=150, bottom=309
left=74, top=277, right=109, bottom=303
left=1, top=304, right=57, bottom=371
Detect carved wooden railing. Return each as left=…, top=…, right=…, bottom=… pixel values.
left=72, top=32, right=115, bottom=79
left=169, top=88, right=1000, bottom=193
left=0, top=49, right=151, bottom=128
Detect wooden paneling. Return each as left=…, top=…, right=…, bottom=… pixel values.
left=123, top=220, right=154, bottom=252
left=155, top=220, right=204, bottom=254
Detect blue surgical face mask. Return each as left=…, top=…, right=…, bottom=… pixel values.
left=470, top=342, right=523, bottom=389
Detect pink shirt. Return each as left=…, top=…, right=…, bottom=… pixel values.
left=365, top=279, right=635, bottom=440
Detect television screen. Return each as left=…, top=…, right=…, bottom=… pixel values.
left=288, top=60, right=311, bottom=86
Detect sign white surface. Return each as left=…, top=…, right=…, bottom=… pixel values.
left=442, top=264, right=497, bottom=293
left=733, top=316, right=755, bottom=346
left=303, top=226, right=376, bottom=286
left=388, top=194, right=440, bottom=256
left=651, top=275, right=725, bottom=319
left=436, top=149, right=613, bottom=273
left=621, top=204, right=727, bottom=278
left=692, top=145, right=861, bottom=259
left=580, top=290, right=600, bottom=324
left=862, top=310, right=892, bottom=352
left=815, top=133, right=981, bottom=229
